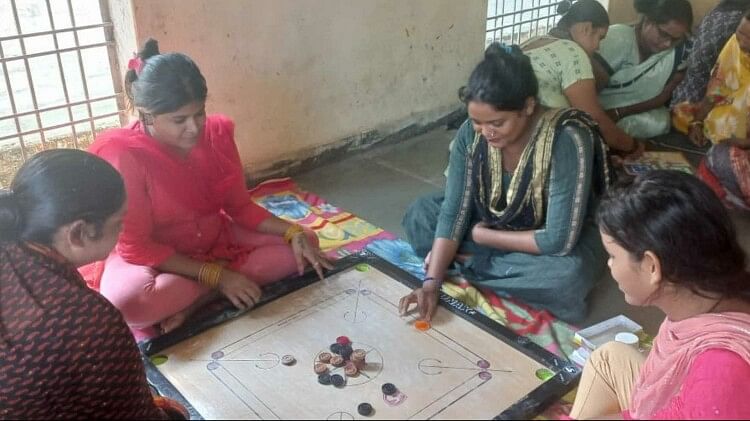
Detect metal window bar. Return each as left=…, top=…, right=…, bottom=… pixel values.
left=0, top=0, right=123, bottom=187
left=0, top=38, right=26, bottom=160
left=67, top=0, right=96, bottom=136
left=9, top=0, right=47, bottom=151
left=45, top=0, right=79, bottom=148
left=486, top=0, right=561, bottom=46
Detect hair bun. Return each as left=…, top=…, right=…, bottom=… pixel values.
left=0, top=189, right=22, bottom=241
left=140, top=38, right=160, bottom=60
left=557, top=0, right=573, bottom=15
left=484, top=42, right=522, bottom=60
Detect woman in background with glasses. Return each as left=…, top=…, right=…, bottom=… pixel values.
left=593, top=0, right=693, bottom=139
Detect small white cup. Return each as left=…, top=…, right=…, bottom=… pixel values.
left=615, top=332, right=640, bottom=349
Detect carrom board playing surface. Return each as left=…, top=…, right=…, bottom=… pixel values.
left=143, top=253, right=580, bottom=420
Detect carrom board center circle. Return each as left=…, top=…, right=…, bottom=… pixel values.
left=315, top=342, right=384, bottom=387
left=327, top=412, right=355, bottom=420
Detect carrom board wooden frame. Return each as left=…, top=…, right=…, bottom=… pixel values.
left=141, top=252, right=580, bottom=420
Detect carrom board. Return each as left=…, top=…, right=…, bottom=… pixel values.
left=143, top=253, right=580, bottom=420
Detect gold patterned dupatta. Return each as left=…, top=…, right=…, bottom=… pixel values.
left=470, top=108, right=611, bottom=230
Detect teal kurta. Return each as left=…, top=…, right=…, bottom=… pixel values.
left=403, top=114, right=608, bottom=323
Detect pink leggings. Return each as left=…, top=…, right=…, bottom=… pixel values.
left=99, top=227, right=316, bottom=329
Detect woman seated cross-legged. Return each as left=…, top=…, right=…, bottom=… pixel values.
left=570, top=171, right=750, bottom=420
left=400, top=43, right=612, bottom=324
left=88, top=39, right=333, bottom=339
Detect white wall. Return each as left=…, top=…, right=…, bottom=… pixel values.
left=606, top=0, right=721, bottom=26
left=113, top=0, right=487, bottom=176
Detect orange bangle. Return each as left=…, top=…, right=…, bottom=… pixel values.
left=283, top=224, right=305, bottom=244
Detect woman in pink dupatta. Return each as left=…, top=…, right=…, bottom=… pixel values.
left=570, top=170, right=750, bottom=420
left=87, top=39, right=333, bottom=339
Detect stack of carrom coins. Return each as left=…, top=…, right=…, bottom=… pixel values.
left=314, top=336, right=368, bottom=384
left=351, top=348, right=367, bottom=370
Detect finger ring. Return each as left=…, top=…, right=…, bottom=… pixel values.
left=314, top=262, right=321, bottom=266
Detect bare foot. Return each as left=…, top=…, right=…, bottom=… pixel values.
left=160, top=309, right=191, bottom=334
left=159, top=291, right=220, bottom=335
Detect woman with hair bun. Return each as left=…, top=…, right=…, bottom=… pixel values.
left=88, top=39, right=333, bottom=338
left=401, top=43, right=612, bottom=323
left=570, top=171, right=750, bottom=419
left=523, top=0, right=643, bottom=156
left=0, top=150, right=184, bottom=418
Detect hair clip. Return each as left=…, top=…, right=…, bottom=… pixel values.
left=127, top=53, right=144, bottom=76
left=501, top=44, right=514, bottom=54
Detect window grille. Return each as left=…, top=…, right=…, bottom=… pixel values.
left=486, top=0, right=562, bottom=46
left=0, top=0, right=124, bottom=188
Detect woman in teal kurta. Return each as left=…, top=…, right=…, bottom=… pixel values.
left=400, top=44, right=611, bottom=324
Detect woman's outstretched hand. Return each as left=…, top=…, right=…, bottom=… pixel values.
left=290, top=232, right=334, bottom=280
left=398, top=278, right=441, bottom=321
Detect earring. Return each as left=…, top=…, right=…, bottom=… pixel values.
left=142, top=112, right=154, bottom=125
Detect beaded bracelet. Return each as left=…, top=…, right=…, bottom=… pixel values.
left=283, top=224, right=305, bottom=244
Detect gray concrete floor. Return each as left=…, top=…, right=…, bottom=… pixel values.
left=295, top=126, right=750, bottom=335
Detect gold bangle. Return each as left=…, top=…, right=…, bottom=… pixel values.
left=198, top=262, right=223, bottom=289
left=198, top=263, right=211, bottom=288
left=283, top=224, right=305, bottom=244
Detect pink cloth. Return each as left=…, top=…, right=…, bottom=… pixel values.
left=630, top=312, right=750, bottom=419
left=100, top=226, right=315, bottom=329
left=89, top=114, right=272, bottom=270
left=652, top=349, right=750, bottom=419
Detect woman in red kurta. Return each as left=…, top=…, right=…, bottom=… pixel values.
left=89, top=39, right=332, bottom=338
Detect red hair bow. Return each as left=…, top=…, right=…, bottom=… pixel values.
left=127, top=53, right=144, bottom=75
